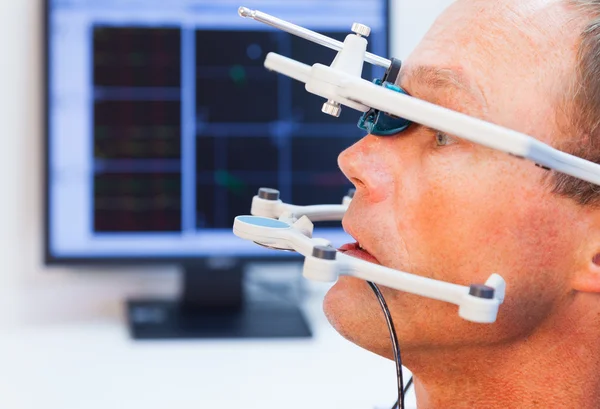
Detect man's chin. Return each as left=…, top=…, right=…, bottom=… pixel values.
left=323, top=276, right=384, bottom=342
left=323, top=276, right=369, bottom=329
left=322, top=276, right=396, bottom=356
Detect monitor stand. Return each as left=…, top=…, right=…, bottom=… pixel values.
left=126, top=259, right=312, bottom=340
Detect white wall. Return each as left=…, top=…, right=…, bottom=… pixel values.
left=0, top=0, right=452, bottom=327
left=391, top=0, right=455, bottom=59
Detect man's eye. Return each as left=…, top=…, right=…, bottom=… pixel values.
left=435, top=131, right=454, bottom=146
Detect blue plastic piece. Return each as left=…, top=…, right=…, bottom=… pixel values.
left=357, top=79, right=412, bottom=136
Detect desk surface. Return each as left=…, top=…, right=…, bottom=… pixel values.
left=0, top=287, right=417, bottom=409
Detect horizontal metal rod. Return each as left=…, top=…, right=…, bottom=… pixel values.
left=238, top=6, right=391, bottom=68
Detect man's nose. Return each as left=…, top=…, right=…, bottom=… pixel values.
left=337, top=135, right=394, bottom=203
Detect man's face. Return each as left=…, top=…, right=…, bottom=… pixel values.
left=324, top=0, right=589, bottom=359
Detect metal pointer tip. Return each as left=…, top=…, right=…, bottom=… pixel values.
left=238, top=7, right=254, bottom=18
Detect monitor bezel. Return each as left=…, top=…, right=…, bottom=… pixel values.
left=43, top=0, right=391, bottom=265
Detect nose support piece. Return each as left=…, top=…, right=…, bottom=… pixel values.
left=357, top=58, right=413, bottom=136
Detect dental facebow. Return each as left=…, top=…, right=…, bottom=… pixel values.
left=229, top=9, right=600, bottom=407
left=232, top=7, right=512, bottom=325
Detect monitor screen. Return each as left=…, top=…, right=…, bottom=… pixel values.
left=46, top=0, right=389, bottom=260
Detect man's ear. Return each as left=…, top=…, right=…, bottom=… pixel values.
left=572, top=255, right=600, bottom=293
left=572, top=221, right=600, bottom=293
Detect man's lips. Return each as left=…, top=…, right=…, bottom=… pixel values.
left=338, top=242, right=380, bottom=264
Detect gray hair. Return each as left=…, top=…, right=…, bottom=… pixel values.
left=552, top=0, right=600, bottom=205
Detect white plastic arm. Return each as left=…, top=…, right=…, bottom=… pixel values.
left=264, top=54, right=600, bottom=187
left=233, top=216, right=506, bottom=323
left=233, top=215, right=331, bottom=255
left=304, top=251, right=505, bottom=324
left=251, top=193, right=348, bottom=222
left=339, top=253, right=470, bottom=305
left=340, top=75, right=600, bottom=185
left=284, top=205, right=348, bottom=222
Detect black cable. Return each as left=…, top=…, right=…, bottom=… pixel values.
left=390, top=377, right=414, bottom=409
left=404, top=377, right=413, bottom=395
left=367, top=281, right=406, bottom=409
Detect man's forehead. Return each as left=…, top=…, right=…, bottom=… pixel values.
left=398, top=65, right=489, bottom=115
left=418, top=0, right=580, bottom=62
left=443, top=0, right=569, bottom=27
left=400, top=66, right=469, bottom=92
left=398, top=0, right=583, bottom=124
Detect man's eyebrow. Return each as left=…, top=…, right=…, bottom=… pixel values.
left=399, top=65, right=488, bottom=111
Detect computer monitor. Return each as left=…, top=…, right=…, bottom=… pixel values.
left=45, top=0, right=390, bottom=339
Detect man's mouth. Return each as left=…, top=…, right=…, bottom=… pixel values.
left=338, top=242, right=380, bottom=264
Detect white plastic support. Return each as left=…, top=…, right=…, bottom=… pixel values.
left=265, top=55, right=600, bottom=186
left=233, top=215, right=505, bottom=323
left=329, top=34, right=367, bottom=77
left=342, top=195, right=353, bottom=207
left=306, top=63, right=371, bottom=112
left=233, top=216, right=331, bottom=255
left=266, top=53, right=370, bottom=113
left=251, top=193, right=349, bottom=222
left=264, top=52, right=311, bottom=83
left=334, top=253, right=503, bottom=323
left=485, top=273, right=506, bottom=303
left=245, top=7, right=600, bottom=190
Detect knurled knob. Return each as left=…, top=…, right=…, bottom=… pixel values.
left=469, top=284, right=495, bottom=300
left=312, top=246, right=337, bottom=260
left=351, top=23, right=371, bottom=38
left=258, top=188, right=280, bottom=201
left=322, top=100, right=342, bottom=117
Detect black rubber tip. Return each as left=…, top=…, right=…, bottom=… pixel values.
left=469, top=284, right=495, bottom=300
left=347, top=188, right=356, bottom=199
left=383, top=58, right=402, bottom=84
left=312, top=246, right=337, bottom=260
left=258, top=188, right=280, bottom=201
